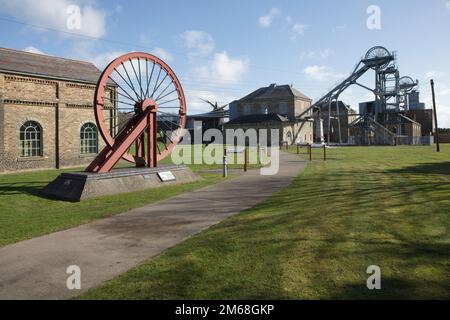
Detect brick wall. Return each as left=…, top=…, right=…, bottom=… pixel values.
left=438, top=133, right=450, bottom=143
left=405, top=109, right=434, bottom=136
left=224, top=120, right=313, bottom=146
left=0, top=74, right=4, bottom=163
left=3, top=75, right=58, bottom=101
left=0, top=73, right=113, bottom=172
left=294, top=98, right=312, bottom=117
left=236, top=98, right=295, bottom=118
left=58, top=106, right=109, bottom=168
left=291, top=121, right=314, bottom=144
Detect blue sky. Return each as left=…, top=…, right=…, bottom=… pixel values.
left=1, top=0, right=450, bottom=126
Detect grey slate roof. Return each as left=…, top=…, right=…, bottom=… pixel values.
left=317, top=100, right=354, bottom=112
left=227, top=113, right=289, bottom=125
left=0, top=47, right=102, bottom=84
left=239, top=84, right=311, bottom=102
left=189, top=108, right=229, bottom=119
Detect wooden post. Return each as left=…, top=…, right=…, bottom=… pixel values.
left=257, top=143, right=261, bottom=165
left=431, top=79, right=440, bottom=152
left=309, top=144, right=312, bottom=161
left=223, top=147, right=228, bottom=178
left=297, top=143, right=300, bottom=155
left=244, top=145, right=248, bottom=172
left=323, top=144, right=326, bottom=161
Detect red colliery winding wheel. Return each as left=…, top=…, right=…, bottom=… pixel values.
left=86, top=52, right=187, bottom=173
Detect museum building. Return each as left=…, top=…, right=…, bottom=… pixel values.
left=0, top=48, right=116, bottom=172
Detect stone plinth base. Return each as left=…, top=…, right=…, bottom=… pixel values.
left=41, top=165, right=199, bottom=202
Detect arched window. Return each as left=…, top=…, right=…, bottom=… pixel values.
left=286, top=131, right=292, bottom=144
left=19, top=121, right=43, bottom=157
left=80, top=123, right=98, bottom=154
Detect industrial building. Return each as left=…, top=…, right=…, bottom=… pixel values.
left=0, top=48, right=115, bottom=172
left=225, top=84, right=314, bottom=145
left=223, top=47, right=433, bottom=147
left=315, top=101, right=357, bottom=144
left=308, top=46, right=434, bottom=146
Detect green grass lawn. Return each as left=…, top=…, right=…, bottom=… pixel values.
left=81, top=145, right=450, bottom=299
left=0, top=168, right=229, bottom=247
left=0, top=144, right=261, bottom=247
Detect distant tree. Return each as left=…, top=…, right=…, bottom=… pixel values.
left=438, top=128, right=450, bottom=134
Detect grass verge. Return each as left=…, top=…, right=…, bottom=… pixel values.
left=81, top=145, right=450, bottom=299
left=0, top=168, right=229, bottom=247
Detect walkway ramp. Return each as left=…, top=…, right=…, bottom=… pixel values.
left=0, top=152, right=306, bottom=299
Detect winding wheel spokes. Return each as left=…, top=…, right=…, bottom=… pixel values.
left=86, top=52, right=186, bottom=173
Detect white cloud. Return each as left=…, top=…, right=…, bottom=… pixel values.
left=258, top=8, right=281, bottom=28
left=436, top=82, right=450, bottom=97
left=304, top=65, right=346, bottom=81
left=439, top=106, right=450, bottom=128
left=23, top=46, right=45, bottom=55
left=68, top=41, right=123, bottom=68
left=423, top=95, right=450, bottom=128
left=440, top=88, right=450, bottom=96
left=425, top=71, right=446, bottom=79
left=185, top=89, right=236, bottom=115
left=300, top=49, right=332, bottom=60
left=71, top=40, right=172, bottom=69
left=180, top=30, right=214, bottom=56
left=152, top=47, right=173, bottom=62
left=446, top=2, right=450, bottom=10
left=0, top=0, right=106, bottom=38
left=292, top=23, right=306, bottom=35
left=425, top=71, right=437, bottom=79
left=192, top=51, right=249, bottom=84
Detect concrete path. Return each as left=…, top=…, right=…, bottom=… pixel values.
left=0, top=152, right=306, bottom=299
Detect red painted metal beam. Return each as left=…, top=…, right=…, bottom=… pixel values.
left=86, top=110, right=152, bottom=173
left=147, top=108, right=158, bottom=168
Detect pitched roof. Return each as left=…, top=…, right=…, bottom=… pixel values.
left=227, top=113, right=289, bottom=125
left=0, top=47, right=102, bottom=84
left=239, top=84, right=311, bottom=102
left=189, top=108, right=229, bottom=119
left=317, top=100, right=354, bottom=112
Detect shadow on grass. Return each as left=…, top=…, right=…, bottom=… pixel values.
left=327, top=277, right=421, bottom=300
left=387, top=162, right=450, bottom=175
left=0, top=182, right=45, bottom=196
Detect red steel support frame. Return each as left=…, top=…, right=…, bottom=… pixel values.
left=86, top=100, right=158, bottom=173
left=147, top=106, right=158, bottom=168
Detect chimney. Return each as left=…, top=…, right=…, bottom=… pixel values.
left=269, top=83, right=277, bottom=88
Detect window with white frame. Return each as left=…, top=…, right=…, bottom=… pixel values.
left=80, top=123, right=98, bottom=154
left=19, top=121, right=43, bottom=157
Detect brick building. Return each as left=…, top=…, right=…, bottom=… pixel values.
left=225, top=84, right=314, bottom=145
left=316, top=101, right=357, bottom=143
left=0, top=48, right=115, bottom=172
left=405, top=109, right=434, bottom=136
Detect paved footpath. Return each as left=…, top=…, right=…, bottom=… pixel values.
left=0, top=152, right=306, bottom=299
